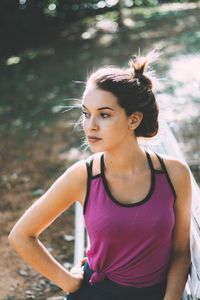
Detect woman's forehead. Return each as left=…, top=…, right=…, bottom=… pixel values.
left=82, top=87, right=118, bottom=108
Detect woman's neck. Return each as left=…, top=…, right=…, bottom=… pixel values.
left=103, top=142, right=147, bottom=176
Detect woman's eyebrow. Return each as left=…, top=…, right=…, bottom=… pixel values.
left=98, top=106, right=114, bottom=111
left=82, top=104, right=114, bottom=111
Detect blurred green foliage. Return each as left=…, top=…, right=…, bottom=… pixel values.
left=0, top=0, right=198, bottom=36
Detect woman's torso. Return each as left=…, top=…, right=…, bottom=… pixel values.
left=82, top=151, right=176, bottom=288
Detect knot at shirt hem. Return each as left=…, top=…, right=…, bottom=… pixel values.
left=89, top=271, right=106, bottom=285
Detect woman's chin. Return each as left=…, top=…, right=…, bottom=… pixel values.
left=88, top=145, right=103, bottom=153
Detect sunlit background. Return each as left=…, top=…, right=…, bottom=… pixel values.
left=0, top=0, right=200, bottom=299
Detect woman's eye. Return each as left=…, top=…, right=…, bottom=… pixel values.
left=82, top=110, right=90, bottom=118
left=81, top=109, right=110, bottom=119
left=100, top=113, right=110, bottom=118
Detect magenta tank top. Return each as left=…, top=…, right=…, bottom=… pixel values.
left=83, top=151, right=175, bottom=288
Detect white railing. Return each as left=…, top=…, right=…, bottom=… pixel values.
left=74, top=120, right=200, bottom=299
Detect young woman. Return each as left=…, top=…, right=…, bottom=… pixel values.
left=9, top=52, right=191, bottom=300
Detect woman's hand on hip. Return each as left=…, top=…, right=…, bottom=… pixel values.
left=68, top=257, right=87, bottom=293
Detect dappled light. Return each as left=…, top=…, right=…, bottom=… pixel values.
left=83, top=14, right=118, bottom=36
left=98, top=33, right=114, bottom=46
left=169, top=55, right=200, bottom=112
left=1, top=1, right=200, bottom=298
left=48, top=3, right=56, bottom=11
left=158, top=2, right=199, bottom=12
left=157, top=52, right=200, bottom=165
left=96, top=18, right=118, bottom=32
left=94, top=0, right=119, bottom=8
left=81, top=28, right=96, bottom=39
left=81, top=16, right=118, bottom=40
left=6, top=56, right=21, bottom=65
left=106, top=0, right=119, bottom=6
left=19, top=0, right=26, bottom=4
left=169, top=55, right=200, bottom=83
left=160, top=54, right=200, bottom=122
left=123, top=17, right=135, bottom=28
left=4, top=48, right=56, bottom=66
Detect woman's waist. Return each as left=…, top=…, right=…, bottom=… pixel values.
left=83, top=260, right=167, bottom=292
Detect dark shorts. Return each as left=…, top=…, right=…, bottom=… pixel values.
left=65, top=262, right=167, bottom=300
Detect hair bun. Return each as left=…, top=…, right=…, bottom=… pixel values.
left=129, top=55, right=146, bottom=77
left=129, top=50, right=158, bottom=90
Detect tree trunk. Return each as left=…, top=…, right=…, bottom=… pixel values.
left=117, top=0, right=125, bottom=29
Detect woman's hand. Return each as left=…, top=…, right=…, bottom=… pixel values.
left=68, top=257, right=88, bottom=293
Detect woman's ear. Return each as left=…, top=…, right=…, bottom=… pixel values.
left=128, top=112, right=143, bottom=130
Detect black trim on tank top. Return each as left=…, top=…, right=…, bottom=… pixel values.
left=91, top=173, right=101, bottom=179
left=146, top=151, right=154, bottom=171
left=100, top=151, right=156, bottom=207
left=83, top=157, right=94, bottom=215
left=155, top=153, right=176, bottom=199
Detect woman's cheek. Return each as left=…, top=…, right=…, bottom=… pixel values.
left=82, top=119, right=87, bottom=133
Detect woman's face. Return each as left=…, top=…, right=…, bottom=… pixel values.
left=82, top=86, right=136, bottom=153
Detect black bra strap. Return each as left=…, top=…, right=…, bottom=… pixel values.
left=155, top=153, right=176, bottom=198
left=100, top=154, right=104, bottom=174
left=155, top=153, right=166, bottom=172
left=145, top=151, right=154, bottom=171
left=84, top=157, right=94, bottom=215
left=86, top=156, right=94, bottom=178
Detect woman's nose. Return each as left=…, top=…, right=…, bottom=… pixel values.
left=88, top=116, right=99, bottom=131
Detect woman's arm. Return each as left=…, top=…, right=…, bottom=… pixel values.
left=163, top=159, right=192, bottom=300
left=8, top=160, right=87, bottom=293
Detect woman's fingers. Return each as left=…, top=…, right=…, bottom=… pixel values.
left=70, top=257, right=87, bottom=276
left=70, top=264, right=83, bottom=275
left=80, top=256, right=87, bottom=266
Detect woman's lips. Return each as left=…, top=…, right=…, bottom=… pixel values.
left=87, top=136, right=102, bottom=143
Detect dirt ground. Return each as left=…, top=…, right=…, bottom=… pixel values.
left=0, top=119, right=85, bottom=300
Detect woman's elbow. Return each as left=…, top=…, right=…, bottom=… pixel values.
left=8, top=227, right=22, bottom=250
left=8, top=226, right=32, bottom=252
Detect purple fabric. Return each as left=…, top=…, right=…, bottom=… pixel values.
left=84, top=170, right=175, bottom=288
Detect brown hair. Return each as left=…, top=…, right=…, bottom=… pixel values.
left=85, top=51, right=159, bottom=138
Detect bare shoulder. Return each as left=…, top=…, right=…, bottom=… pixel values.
left=63, top=159, right=88, bottom=182
left=160, top=154, right=191, bottom=196
left=63, top=152, right=100, bottom=181
left=61, top=153, right=102, bottom=203
left=161, top=154, right=190, bottom=178
left=60, top=157, right=89, bottom=201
